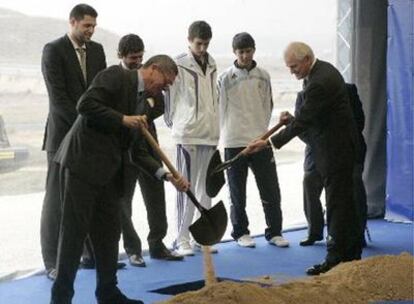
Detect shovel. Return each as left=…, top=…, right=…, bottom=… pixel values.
left=139, top=127, right=228, bottom=246
left=206, top=122, right=284, bottom=198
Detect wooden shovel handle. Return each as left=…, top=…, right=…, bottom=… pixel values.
left=259, top=122, right=284, bottom=140
left=140, top=127, right=180, bottom=179
left=140, top=127, right=206, bottom=212
left=240, top=121, right=284, bottom=155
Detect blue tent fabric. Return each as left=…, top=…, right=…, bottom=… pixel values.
left=386, top=0, right=414, bottom=222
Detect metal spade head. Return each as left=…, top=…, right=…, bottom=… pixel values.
left=205, top=150, right=226, bottom=198
left=189, top=200, right=228, bottom=246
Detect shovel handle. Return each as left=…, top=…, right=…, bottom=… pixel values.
left=140, top=127, right=181, bottom=178
left=185, top=189, right=207, bottom=213
left=260, top=122, right=284, bottom=140
left=239, top=122, right=284, bottom=156
left=140, top=127, right=206, bottom=213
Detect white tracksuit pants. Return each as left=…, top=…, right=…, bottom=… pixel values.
left=175, top=144, right=216, bottom=247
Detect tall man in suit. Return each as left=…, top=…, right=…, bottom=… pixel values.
left=296, top=84, right=368, bottom=248
left=117, top=34, right=183, bottom=267
left=50, top=55, right=190, bottom=304
left=40, top=4, right=106, bottom=280
left=247, top=42, right=362, bottom=275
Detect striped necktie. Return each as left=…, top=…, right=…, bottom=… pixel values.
left=77, top=48, right=87, bottom=82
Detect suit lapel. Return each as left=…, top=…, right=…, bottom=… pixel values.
left=123, top=67, right=138, bottom=115
left=85, top=42, right=94, bottom=86
left=63, top=35, right=86, bottom=89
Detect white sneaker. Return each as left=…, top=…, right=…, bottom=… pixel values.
left=193, top=243, right=218, bottom=254
left=176, top=242, right=195, bottom=256
left=237, top=234, right=256, bottom=248
left=269, top=236, right=289, bottom=247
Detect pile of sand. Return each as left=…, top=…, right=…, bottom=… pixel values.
left=158, top=253, right=414, bottom=304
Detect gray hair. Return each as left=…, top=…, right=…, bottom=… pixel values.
left=284, top=42, right=315, bottom=61
left=143, top=55, right=178, bottom=75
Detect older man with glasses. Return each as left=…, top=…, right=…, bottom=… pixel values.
left=50, top=55, right=189, bottom=304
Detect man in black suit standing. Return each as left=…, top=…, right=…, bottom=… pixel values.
left=50, top=55, right=189, bottom=304
left=40, top=4, right=106, bottom=279
left=117, top=34, right=183, bottom=268
left=295, top=84, right=368, bottom=248
left=247, top=42, right=362, bottom=275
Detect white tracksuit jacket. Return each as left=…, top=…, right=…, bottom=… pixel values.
left=164, top=51, right=219, bottom=146
left=218, top=63, right=273, bottom=148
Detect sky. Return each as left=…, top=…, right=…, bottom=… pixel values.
left=0, top=0, right=337, bottom=58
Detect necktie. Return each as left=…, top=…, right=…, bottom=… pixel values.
left=302, top=78, right=308, bottom=89
left=77, top=48, right=87, bottom=82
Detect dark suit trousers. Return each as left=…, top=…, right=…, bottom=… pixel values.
left=323, top=167, right=361, bottom=264
left=302, top=168, right=324, bottom=239
left=353, top=163, right=368, bottom=247
left=51, top=168, right=122, bottom=303
left=40, top=152, right=61, bottom=270
left=41, top=153, right=98, bottom=270
left=121, top=165, right=167, bottom=255
left=303, top=163, right=367, bottom=249
left=225, top=147, right=282, bottom=241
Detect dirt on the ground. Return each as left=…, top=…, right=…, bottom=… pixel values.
left=158, top=252, right=414, bottom=304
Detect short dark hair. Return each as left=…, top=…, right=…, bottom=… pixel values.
left=118, top=34, right=145, bottom=57
left=69, top=4, right=98, bottom=21
left=232, top=32, right=255, bottom=51
left=143, top=55, right=178, bottom=76
left=188, top=20, right=212, bottom=40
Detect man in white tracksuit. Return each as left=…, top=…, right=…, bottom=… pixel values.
left=218, top=32, right=289, bottom=248
left=164, top=20, right=219, bottom=256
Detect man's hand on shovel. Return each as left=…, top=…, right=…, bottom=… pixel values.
left=122, top=114, right=149, bottom=129
left=245, top=139, right=270, bottom=154
left=165, top=173, right=190, bottom=192
left=279, top=111, right=294, bottom=125
left=245, top=110, right=294, bottom=154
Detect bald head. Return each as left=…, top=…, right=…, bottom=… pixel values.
left=284, top=42, right=315, bottom=80
left=284, top=42, right=314, bottom=61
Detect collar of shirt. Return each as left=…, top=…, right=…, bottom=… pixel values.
left=137, top=69, right=145, bottom=94
left=67, top=33, right=86, bottom=51
left=233, top=59, right=257, bottom=72
left=305, top=58, right=318, bottom=82
left=188, top=48, right=209, bottom=64
left=189, top=49, right=209, bottom=69
left=121, top=61, right=129, bottom=70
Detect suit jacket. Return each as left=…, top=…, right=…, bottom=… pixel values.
left=123, top=64, right=165, bottom=179
left=346, top=83, right=367, bottom=164
left=294, top=91, right=315, bottom=171
left=54, top=65, right=161, bottom=186
left=41, top=34, right=106, bottom=152
left=125, top=92, right=165, bottom=180
left=271, top=60, right=358, bottom=176
left=294, top=82, right=366, bottom=172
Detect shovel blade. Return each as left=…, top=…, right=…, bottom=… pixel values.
left=189, top=200, right=227, bottom=246
left=206, top=150, right=226, bottom=198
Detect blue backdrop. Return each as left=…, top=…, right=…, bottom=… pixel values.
left=386, top=0, right=414, bottom=222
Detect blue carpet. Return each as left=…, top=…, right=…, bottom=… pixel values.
left=0, top=219, right=412, bottom=304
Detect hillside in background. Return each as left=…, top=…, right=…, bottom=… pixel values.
left=0, top=8, right=120, bottom=66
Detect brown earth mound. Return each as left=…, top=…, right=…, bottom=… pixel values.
left=158, top=253, right=414, bottom=304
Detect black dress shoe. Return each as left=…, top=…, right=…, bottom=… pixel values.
left=150, top=247, right=184, bottom=261
left=128, top=254, right=146, bottom=267
left=46, top=268, right=57, bottom=281
left=299, top=236, right=323, bottom=246
left=306, top=261, right=337, bottom=276
left=80, top=258, right=126, bottom=270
